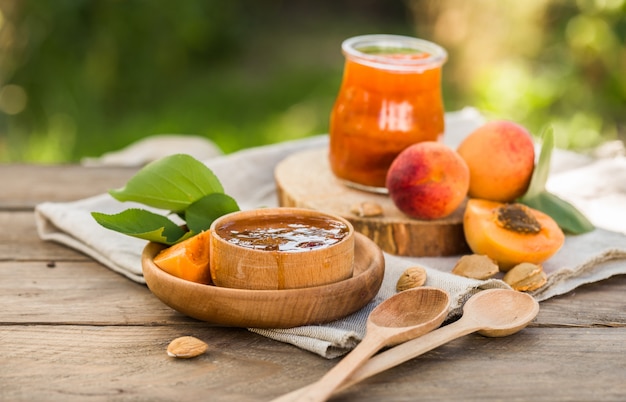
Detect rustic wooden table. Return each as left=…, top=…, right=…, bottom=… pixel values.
left=1, top=164, right=625, bottom=402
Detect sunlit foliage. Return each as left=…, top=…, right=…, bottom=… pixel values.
left=0, top=1, right=623, bottom=162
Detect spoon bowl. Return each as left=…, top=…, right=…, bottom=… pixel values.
left=368, top=286, right=451, bottom=345
left=469, top=289, right=540, bottom=337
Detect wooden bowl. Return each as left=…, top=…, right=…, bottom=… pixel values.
left=209, top=207, right=355, bottom=290
left=141, top=233, right=385, bottom=328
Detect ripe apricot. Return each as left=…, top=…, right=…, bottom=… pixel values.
left=457, top=121, right=535, bottom=202
left=386, top=141, right=469, bottom=220
left=463, top=199, right=565, bottom=271
left=153, top=231, right=212, bottom=284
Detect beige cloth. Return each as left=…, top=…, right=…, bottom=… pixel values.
left=35, top=109, right=626, bottom=358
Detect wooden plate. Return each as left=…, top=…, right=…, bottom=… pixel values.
left=141, top=232, right=385, bottom=328
left=275, top=148, right=470, bottom=257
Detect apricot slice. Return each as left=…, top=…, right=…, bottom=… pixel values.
left=463, top=199, right=565, bottom=271
left=153, top=230, right=212, bottom=284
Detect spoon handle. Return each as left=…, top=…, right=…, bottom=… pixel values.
left=341, top=317, right=480, bottom=390
left=271, top=319, right=479, bottom=402
left=301, top=334, right=387, bottom=402
left=271, top=333, right=386, bottom=402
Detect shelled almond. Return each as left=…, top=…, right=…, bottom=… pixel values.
left=167, top=336, right=208, bottom=359
left=396, top=266, right=427, bottom=292
left=451, top=254, right=499, bottom=280
left=503, top=262, right=547, bottom=292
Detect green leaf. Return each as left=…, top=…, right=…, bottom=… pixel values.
left=109, top=154, right=225, bottom=212
left=184, top=193, right=240, bottom=233
left=91, top=209, right=194, bottom=245
left=520, top=191, right=595, bottom=234
left=92, top=154, right=240, bottom=245
left=524, top=126, right=554, bottom=198
left=518, top=125, right=593, bottom=234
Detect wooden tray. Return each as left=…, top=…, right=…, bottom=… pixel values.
left=141, top=233, right=385, bottom=329
left=274, top=148, right=470, bottom=257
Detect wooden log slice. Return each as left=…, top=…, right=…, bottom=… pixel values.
left=274, top=148, right=470, bottom=257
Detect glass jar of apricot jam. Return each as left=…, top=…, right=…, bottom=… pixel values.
left=329, top=35, right=448, bottom=192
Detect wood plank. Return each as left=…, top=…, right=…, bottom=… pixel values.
left=534, top=274, right=626, bottom=327
left=1, top=325, right=624, bottom=401
left=0, top=325, right=326, bottom=402
left=0, top=165, right=138, bottom=209
left=0, top=212, right=89, bottom=261
left=336, top=327, right=626, bottom=402
left=0, top=260, right=192, bottom=325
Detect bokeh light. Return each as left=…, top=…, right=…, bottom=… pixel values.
left=0, top=1, right=624, bottom=163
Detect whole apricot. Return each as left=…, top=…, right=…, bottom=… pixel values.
left=463, top=199, right=565, bottom=271
left=386, top=141, right=469, bottom=220
left=457, top=121, right=535, bottom=202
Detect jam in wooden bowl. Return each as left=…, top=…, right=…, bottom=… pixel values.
left=209, top=207, right=355, bottom=290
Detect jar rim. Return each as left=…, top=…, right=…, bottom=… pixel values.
left=342, top=34, right=447, bottom=71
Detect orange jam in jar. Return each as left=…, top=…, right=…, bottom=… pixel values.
left=329, top=35, right=447, bottom=192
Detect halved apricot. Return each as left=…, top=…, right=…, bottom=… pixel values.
left=463, top=199, right=565, bottom=271
left=153, top=231, right=212, bottom=284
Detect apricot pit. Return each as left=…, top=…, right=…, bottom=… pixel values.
left=495, top=203, right=541, bottom=234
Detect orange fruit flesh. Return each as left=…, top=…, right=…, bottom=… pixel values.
left=463, top=199, right=565, bottom=271
left=153, top=230, right=212, bottom=284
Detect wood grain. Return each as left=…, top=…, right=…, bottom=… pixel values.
left=0, top=164, right=138, bottom=209
left=0, top=260, right=190, bottom=325
left=275, top=148, right=470, bottom=257
left=1, top=325, right=624, bottom=402
left=0, top=212, right=88, bottom=261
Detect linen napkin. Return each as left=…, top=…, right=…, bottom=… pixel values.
left=35, top=108, right=626, bottom=358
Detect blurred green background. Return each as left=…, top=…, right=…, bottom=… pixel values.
left=1, top=0, right=624, bottom=163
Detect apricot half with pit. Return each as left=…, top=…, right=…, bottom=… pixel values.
left=457, top=120, right=535, bottom=202
left=463, top=199, right=565, bottom=271
left=386, top=141, right=469, bottom=220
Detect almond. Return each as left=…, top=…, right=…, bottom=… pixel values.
left=167, top=336, right=208, bottom=359
left=451, top=254, right=499, bottom=280
left=503, top=262, right=547, bottom=292
left=396, top=266, right=427, bottom=292
left=350, top=201, right=384, bottom=218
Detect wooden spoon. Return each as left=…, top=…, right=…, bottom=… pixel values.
left=274, top=288, right=539, bottom=402
left=272, top=286, right=450, bottom=402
